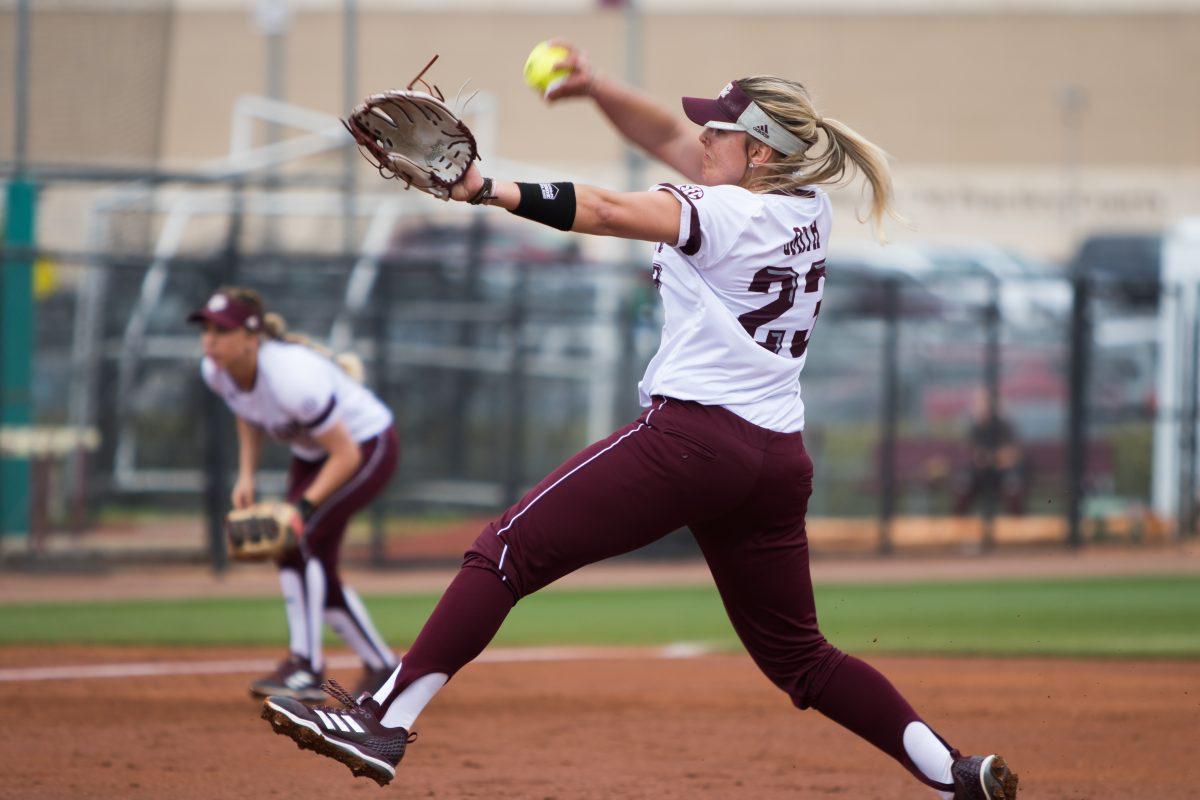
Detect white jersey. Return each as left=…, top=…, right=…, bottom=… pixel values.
left=639, top=182, right=832, bottom=433
left=202, top=340, right=393, bottom=461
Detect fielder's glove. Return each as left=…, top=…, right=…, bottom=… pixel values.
left=225, top=500, right=305, bottom=562
left=343, top=89, right=479, bottom=200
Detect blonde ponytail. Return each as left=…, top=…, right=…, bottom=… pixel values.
left=737, top=76, right=904, bottom=240
left=815, top=116, right=899, bottom=240
left=334, top=352, right=366, bottom=384
left=220, top=286, right=367, bottom=383
left=262, top=311, right=289, bottom=341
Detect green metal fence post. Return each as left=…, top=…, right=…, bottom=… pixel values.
left=1, top=178, right=38, bottom=537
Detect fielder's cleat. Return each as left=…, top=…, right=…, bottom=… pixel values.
left=951, top=752, right=1019, bottom=800
left=354, top=664, right=398, bottom=698
left=249, top=654, right=326, bottom=702
left=261, top=679, right=416, bottom=787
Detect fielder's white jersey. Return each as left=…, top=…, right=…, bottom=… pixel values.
left=201, top=340, right=393, bottom=461
left=639, top=182, right=831, bottom=432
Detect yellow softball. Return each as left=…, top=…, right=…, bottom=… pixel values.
left=523, top=41, right=572, bottom=97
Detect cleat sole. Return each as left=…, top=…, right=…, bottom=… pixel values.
left=251, top=685, right=328, bottom=703
left=986, top=755, right=1019, bottom=799
left=260, top=701, right=394, bottom=787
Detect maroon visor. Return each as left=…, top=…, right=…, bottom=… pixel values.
left=681, top=80, right=805, bottom=156
left=682, top=80, right=754, bottom=129
left=187, top=292, right=262, bottom=332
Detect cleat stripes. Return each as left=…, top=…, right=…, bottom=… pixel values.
left=285, top=671, right=316, bottom=689
left=261, top=698, right=397, bottom=787
left=249, top=657, right=325, bottom=701
left=312, top=708, right=363, bottom=734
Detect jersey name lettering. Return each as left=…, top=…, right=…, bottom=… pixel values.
left=782, top=222, right=821, bottom=257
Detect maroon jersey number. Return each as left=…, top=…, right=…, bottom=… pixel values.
left=737, top=260, right=826, bottom=358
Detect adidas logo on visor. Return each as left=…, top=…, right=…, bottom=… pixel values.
left=753, top=124, right=770, bottom=138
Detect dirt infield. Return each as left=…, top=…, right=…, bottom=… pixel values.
left=2, top=646, right=1197, bottom=800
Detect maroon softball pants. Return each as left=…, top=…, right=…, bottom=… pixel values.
left=381, top=399, right=948, bottom=791
left=280, top=426, right=399, bottom=608
left=388, top=398, right=846, bottom=706
left=475, top=396, right=846, bottom=704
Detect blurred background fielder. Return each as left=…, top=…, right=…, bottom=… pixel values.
left=191, top=285, right=399, bottom=699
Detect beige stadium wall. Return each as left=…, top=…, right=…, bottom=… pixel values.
left=5, top=7, right=1192, bottom=257
left=159, top=9, right=1200, bottom=257
left=0, top=7, right=175, bottom=165
left=163, top=10, right=1200, bottom=168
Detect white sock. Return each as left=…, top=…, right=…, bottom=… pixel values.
left=325, top=587, right=397, bottom=670
left=372, top=662, right=403, bottom=704
left=903, top=721, right=955, bottom=800
left=278, top=568, right=309, bottom=659
left=304, top=558, right=327, bottom=672
left=378, top=671, right=449, bottom=731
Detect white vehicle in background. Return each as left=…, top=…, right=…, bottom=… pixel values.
left=825, top=237, right=1071, bottom=329
left=822, top=238, right=950, bottom=319
left=916, top=239, right=1072, bottom=328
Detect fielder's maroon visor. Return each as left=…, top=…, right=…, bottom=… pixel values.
left=187, top=292, right=262, bottom=332
left=682, top=80, right=805, bottom=156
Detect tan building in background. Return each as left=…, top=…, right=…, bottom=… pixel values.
left=3, top=0, right=1199, bottom=257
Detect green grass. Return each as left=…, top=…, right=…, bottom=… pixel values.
left=3, top=575, right=1198, bottom=658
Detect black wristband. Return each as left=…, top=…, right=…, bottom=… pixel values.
left=509, top=182, right=576, bottom=231
left=297, top=498, right=317, bottom=522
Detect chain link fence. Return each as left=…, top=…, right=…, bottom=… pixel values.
left=3, top=198, right=1195, bottom=568
left=1, top=3, right=1194, bottom=568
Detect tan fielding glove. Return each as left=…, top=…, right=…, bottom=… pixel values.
left=224, top=500, right=305, bottom=562
left=343, top=89, right=479, bottom=200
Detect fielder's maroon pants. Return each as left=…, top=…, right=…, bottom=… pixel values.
left=281, top=426, right=398, bottom=611
left=381, top=400, right=947, bottom=789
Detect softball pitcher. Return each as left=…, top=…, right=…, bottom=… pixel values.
left=190, top=286, right=399, bottom=700
left=261, top=48, right=1018, bottom=800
